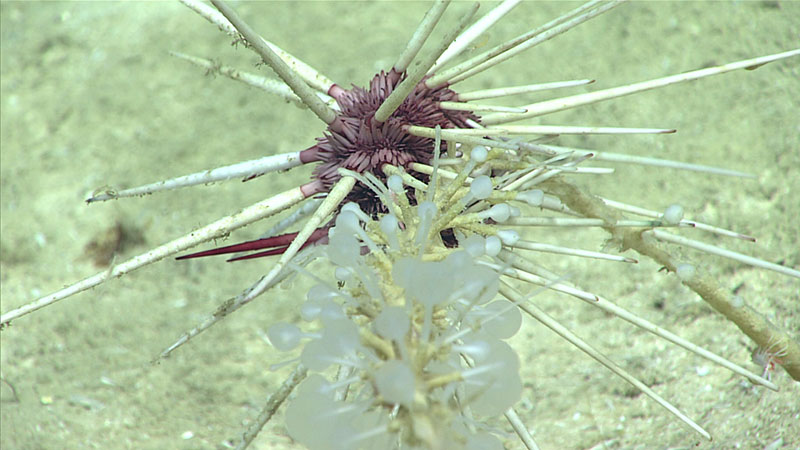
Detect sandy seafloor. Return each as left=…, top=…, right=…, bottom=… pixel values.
left=1, top=2, right=798, bottom=449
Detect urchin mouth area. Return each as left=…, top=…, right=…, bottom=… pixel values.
left=310, top=69, right=477, bottom=214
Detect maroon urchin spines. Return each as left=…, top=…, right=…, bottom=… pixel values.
left=336, top=69, right=403, bottom=118
left=311, top=69, right=477, bottom=214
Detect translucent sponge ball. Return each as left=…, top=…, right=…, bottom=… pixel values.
left=462, top=340, right=522, bottom=417
left=374, top=306, right=410, bottom=341
left=373, top=360, right=416, bottom=407
left=266, top=322, right=303, bottom=351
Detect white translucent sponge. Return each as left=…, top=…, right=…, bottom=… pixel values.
left=373, top=360, right=416, bottom=407
left=374, top=306, right=410, bottom=341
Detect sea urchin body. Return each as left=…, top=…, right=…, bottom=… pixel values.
left=311, top=69, right=476, bottom=215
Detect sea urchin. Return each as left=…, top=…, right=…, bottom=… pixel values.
left=1, top=1, right=799, bottom=449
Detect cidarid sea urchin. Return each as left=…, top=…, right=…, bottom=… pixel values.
left=0, top=0, right=796, bottom=450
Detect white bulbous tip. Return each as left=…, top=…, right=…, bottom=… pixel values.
left=300, top=300, right=323, bottom=322
left=471, top=146, right=488, bottom=163
left=336, top=210, right=361, bottom=231
left=374, top=306, right=410, bottom=341
left=663, top=203, right=684, bottom=225
left=470, top=175, right=493, bottom=200
left=485, top=235, right=502, bottom=256
left=463, top=234, right=486, bottom=257
left=319, top=301, right=346, bottom=321
left=341, top=202, right=364, bottom=216
left=488, top=203, right=511, bottom=222
left=387, top=174, right=404, bottom=194
left=477, top=300, right=522, bottom=339
left=267, top=322, right=303, bottom=351
left=379, top=214, right=399, bottom=233
left=373, top=360, right=415, bottom=407
left=518, top=189, right=544, bottom=207
left=497, top=229, right=519, bottom=246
